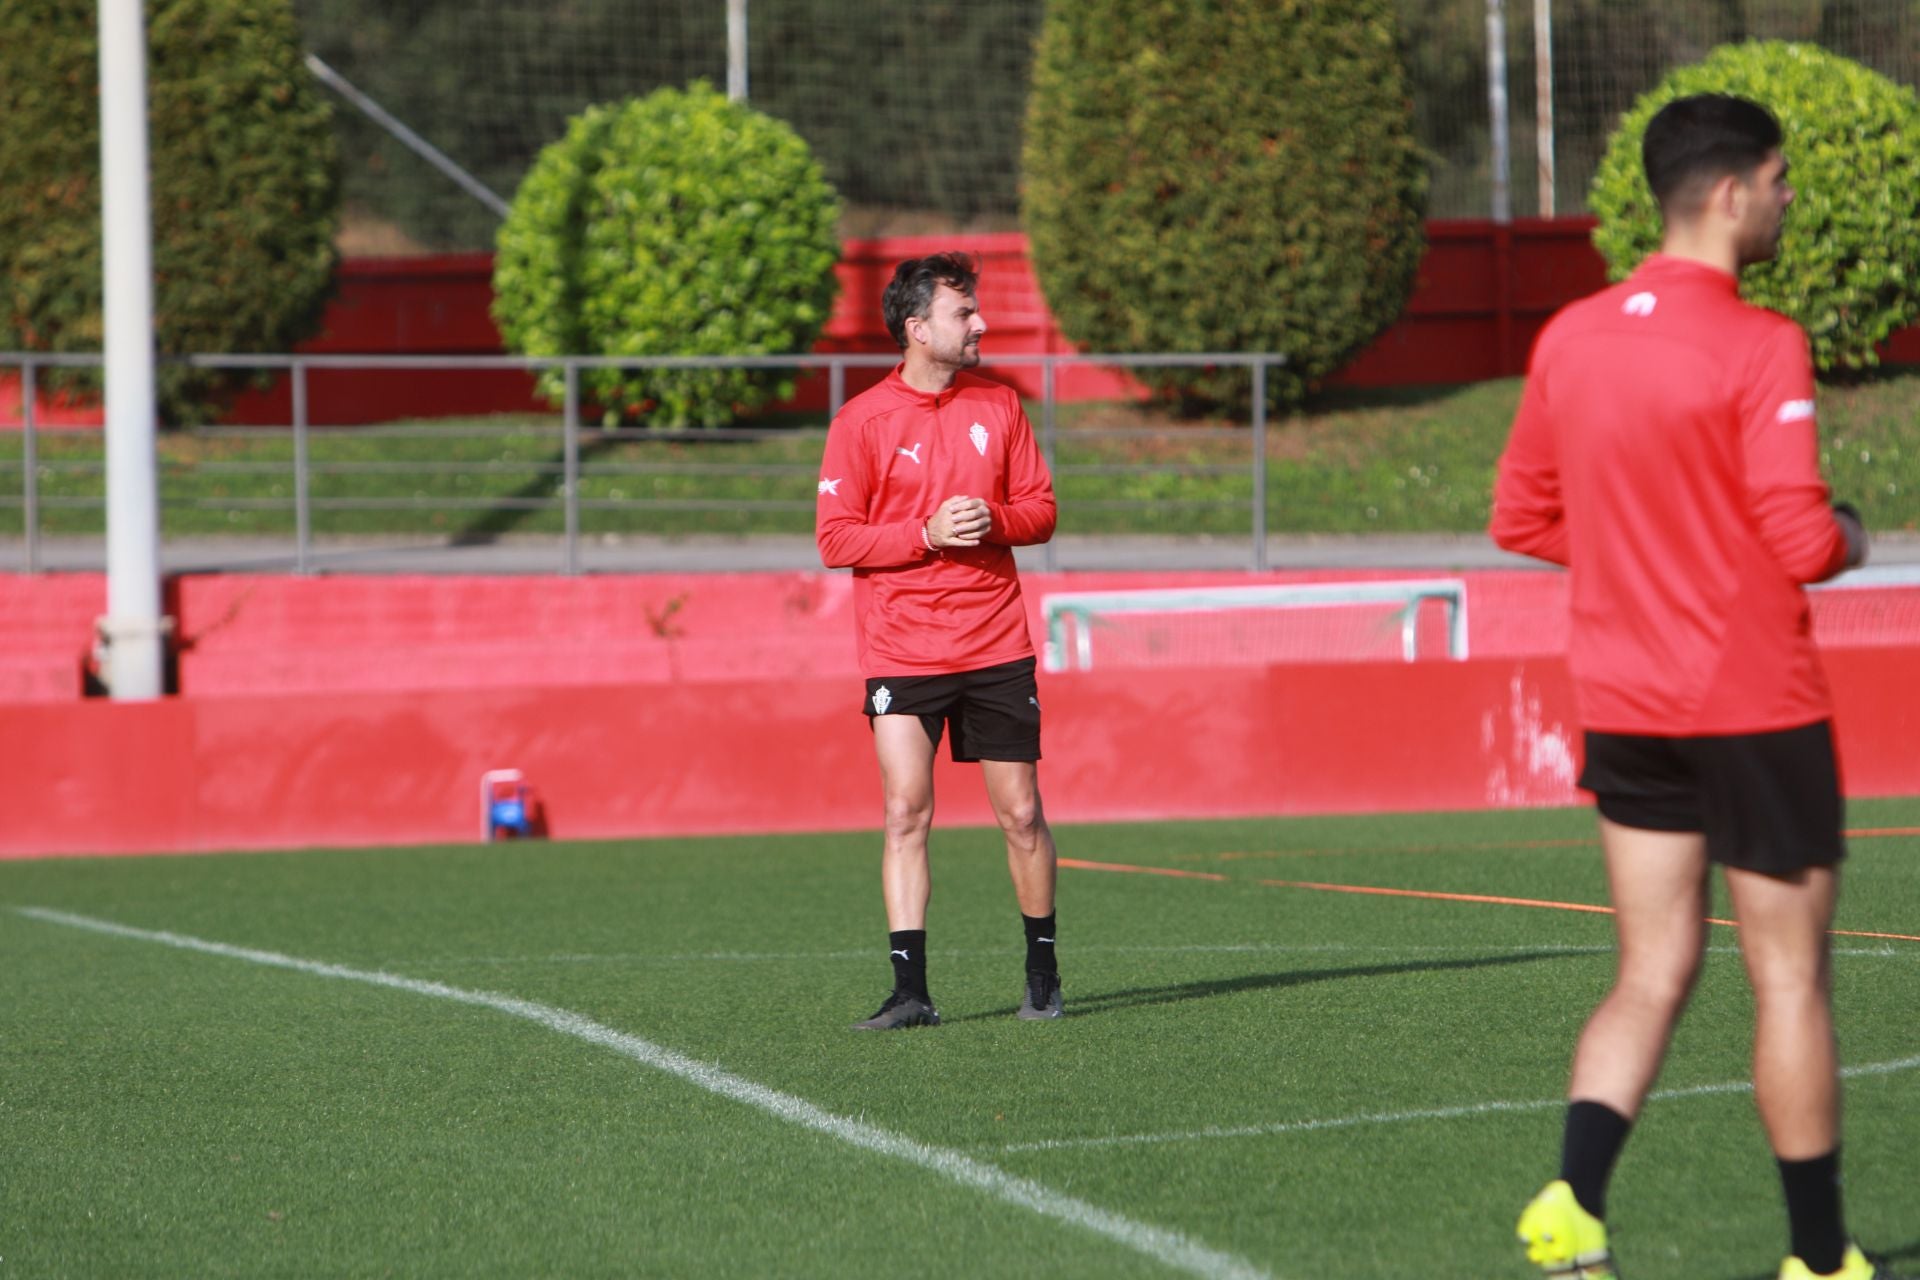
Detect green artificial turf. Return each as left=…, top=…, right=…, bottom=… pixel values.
left=3, top=802, right=1916, bottom=1278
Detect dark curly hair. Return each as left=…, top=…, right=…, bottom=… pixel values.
left=881, top=253, right=980, bottom=350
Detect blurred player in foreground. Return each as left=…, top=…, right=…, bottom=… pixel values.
left=816, top=253, right=1062, bottom=1030
left=1492, top=95, right=1884, bottom=1280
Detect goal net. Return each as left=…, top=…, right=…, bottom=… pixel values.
left=1041, top=581, right=1470, bottom=672
left=1812, top=566, right=1920, bottom=649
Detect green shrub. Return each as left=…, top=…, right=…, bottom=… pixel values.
left=1589, top=41, right=1920, bottom=375
left=0, top=0, right=339, bottom=424
left=1021, top=0, right=1427, bottom=409
left=492, top=82, right=842, bottom=429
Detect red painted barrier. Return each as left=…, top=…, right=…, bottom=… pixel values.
left=6, top=645, right=1919, bottom=859
left=5, top=568, right=1566, bottom=703
left=12, top=568, right=1920, bottom=704
left=8, top=567, right=1920, bottom=857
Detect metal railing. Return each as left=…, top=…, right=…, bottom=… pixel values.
left=1, top=350, right=1288, bottom=576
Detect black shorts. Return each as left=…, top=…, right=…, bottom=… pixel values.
left=863, top=657, right=1041, bottom=763
left=1578, top=721, right=1845, bottom=875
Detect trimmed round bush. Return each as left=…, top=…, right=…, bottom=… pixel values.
left=1021, top=0, right=1427, bottom=409
left=1590, top=42, right=1920, bottom=375
left=0, top=0, right=339, bottom=423
left=492, top=82, right=842, bottom=428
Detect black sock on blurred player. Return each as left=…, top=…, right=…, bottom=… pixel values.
left=1560, top=1100, right=1631, bottom=1220
left=1022, top=912, right=1056, bottom=975
left=887, top=930, right=929, bottom=1001
left=1778, top=1149, right=1847, bottom=1275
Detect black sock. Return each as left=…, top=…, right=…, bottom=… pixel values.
left=1559, top=1100, right=1632, bottom=1221
left=887, top=930, right=928, bottom=1001
left=1779, top=1149, right=1847, bottom=1275
left=1022, top=912, right=1057, bottom=975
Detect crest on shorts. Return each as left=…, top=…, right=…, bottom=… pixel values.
left=969, top=423, right=989, bottom=456
left=872, top=685, right=893, bottom=714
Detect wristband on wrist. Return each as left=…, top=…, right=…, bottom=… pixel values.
left=921, top=519, right=933, bottom=550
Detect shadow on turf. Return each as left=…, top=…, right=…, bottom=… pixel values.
left=1723, top=1238, right=1920, bottom=1280
left=943, top=948, right=1574, bottom=1023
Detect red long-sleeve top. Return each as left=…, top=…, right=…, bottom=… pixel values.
left=1491, top=254, right=1850, bottom=735
left=816, top=367, right=1057, bottom=677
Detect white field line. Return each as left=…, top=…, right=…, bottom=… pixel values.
left=995, top=1053, right=1920, bottom=1156
left=15, top=907, right=1272, bottom=1280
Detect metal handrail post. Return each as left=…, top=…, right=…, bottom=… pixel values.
left=1041, top=357, right=1058, bottom=572
left=22, top=361, right=40, bottom=574
left=1251, top=359, right=1269, bottom=572
left=292, top=360, right=311, bottom=574
left=828, top=358, right=845, bottom=422
left=563, top=362, right=581, bottom=575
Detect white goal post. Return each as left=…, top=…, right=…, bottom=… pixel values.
left=1040, top=579, right=1471, bottom=672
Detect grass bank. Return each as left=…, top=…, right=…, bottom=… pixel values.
left=3, top=372, right=1916, bottom=541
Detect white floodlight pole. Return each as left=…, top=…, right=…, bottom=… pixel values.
left=1485, top=0, right=1512, bottom=224
left=727, top=0, right=748, bottom=101
left=1535, top=0, right=1555, bottom=218
left=97, top=0, right=168, bottom=699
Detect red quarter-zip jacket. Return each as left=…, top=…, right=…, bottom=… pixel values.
left=1491, top=254, right=1851, bottom=735
left=816, top=366, right=1056, bottom=677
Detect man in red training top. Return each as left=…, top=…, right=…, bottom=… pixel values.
left=1494, top=96, right=1880, bottom=1280
left=816, top=253, right=1062, bottom=1030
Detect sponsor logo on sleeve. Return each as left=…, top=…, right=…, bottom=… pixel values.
left=1777, top=399, right=1816, bottom=423
left=1622, top=292, right=1658, bottom=317
left=817, top=477, right=842, bottom=496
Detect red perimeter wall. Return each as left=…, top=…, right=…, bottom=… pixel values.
left=6, top=570, right=1920, bottom=858
left=215, top=223, right=1606, bottom=423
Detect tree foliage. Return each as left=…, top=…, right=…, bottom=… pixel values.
left=1589, top=41, right=1920, bottom=374
left=491, top=83, right=841, bottom=428
left=0, top=0, right=340, bottom=423
left=1021, top=0, right=1428, bottom=408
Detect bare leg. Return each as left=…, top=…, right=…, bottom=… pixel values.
left=1566, top=820, right=1710, bottom=1115
left=873, top=716, right=937, bottom=930
left=1724, top=862, right=1840, bottom=1159
left=980, top=759, right=1055, bottom=917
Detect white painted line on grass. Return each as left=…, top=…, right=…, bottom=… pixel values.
left=15, top=906, right=1273, bottom=1280
left=996, top=1053, right=1920, bottom=1156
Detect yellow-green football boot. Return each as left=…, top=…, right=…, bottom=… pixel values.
left=1778, top=1245, right=1880, bottom=1280
left=1516, top=1180, right=1617, bottom=1279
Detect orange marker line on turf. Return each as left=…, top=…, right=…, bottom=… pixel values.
left=1204, top=837, right=1599, bottom=864
left=1254, top=878, right=1920, bottom=943
left=1255, top=877, right=1617, bottom=916
left=1200, top=827, right=1920, bottom=866
left=1058, top=857, right=1230, bottom=882
left=1829, top=927, right=1920, bottom=942
left=1055, top=859, right=1920, bottom=942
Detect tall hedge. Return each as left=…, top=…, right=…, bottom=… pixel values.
left=1589, top=42, right=1920, bottom=374
left=492, top=83, right=841, bottom=428
left=0, top=0, right=340, bottom=423
left=1022, top=0, right=1427, bottom=408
